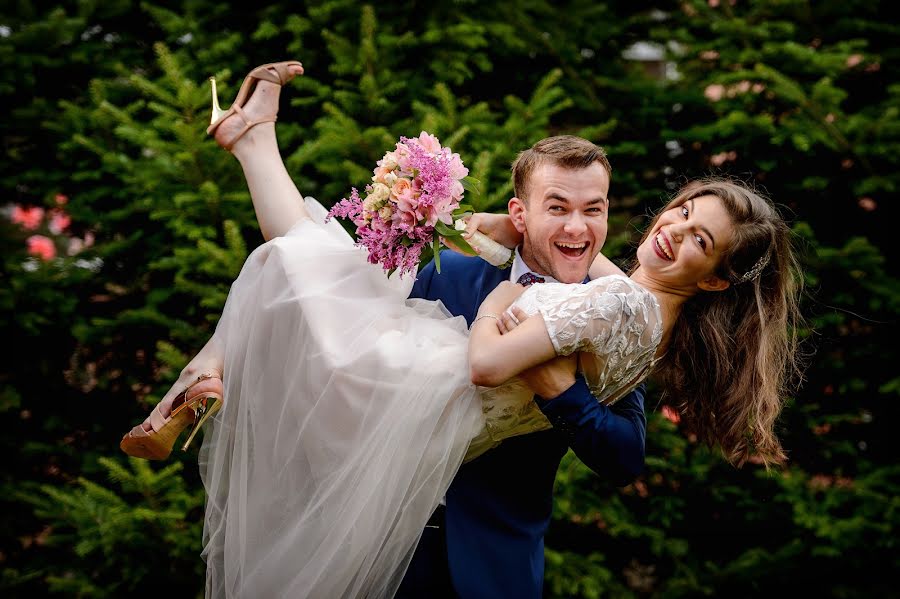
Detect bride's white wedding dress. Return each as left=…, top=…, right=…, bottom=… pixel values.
left=199, top=198, right=661, bottom=598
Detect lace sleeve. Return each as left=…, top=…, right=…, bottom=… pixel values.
left=518, top=275, right=661, bottom=358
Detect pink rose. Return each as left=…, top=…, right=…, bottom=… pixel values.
left=11, top=205, right=44, bottom=230
left=391, top=178, right=417, bottom=212
left=26, top=235, right=56, bottom=261
left=49, top=210, right=71, bottom=234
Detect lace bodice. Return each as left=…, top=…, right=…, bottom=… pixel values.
left=467, top=274, right=662, bottom=460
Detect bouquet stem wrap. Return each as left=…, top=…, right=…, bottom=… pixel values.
left=454, top=220, right=513, bottom=268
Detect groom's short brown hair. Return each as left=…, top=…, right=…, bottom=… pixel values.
left=511, top=135, right=612, bottom=201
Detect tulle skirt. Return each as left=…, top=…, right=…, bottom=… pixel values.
left=198, top=199, right=484, bottom=598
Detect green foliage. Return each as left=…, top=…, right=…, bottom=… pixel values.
left=2, top=1, right=897, bottom=596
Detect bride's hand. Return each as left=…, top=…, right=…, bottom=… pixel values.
left=461, top=212, right=522, bottom=249
left=479, top=281, right=526, bottom=315
left=498, top=306, right=529, bottom=334
left=496, top=307, right=578, bottom=399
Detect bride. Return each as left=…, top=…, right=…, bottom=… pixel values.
left=120, top=61, right=804, bottom=597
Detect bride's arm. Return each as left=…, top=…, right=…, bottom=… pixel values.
left=467, top=282, right=556, bottom=387
left=589, top=251, right=627, bottom=280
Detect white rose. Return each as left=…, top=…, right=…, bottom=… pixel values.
left=364, top=182, right=391, bottom=212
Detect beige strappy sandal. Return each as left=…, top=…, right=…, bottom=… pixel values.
left=206, top=60, right=304, bottom=151
left=120, top=372, right=223, bottom=460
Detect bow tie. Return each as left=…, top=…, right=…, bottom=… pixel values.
left=516, top=272, right=546, bottom=286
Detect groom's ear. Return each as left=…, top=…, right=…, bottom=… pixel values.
left=508, top=197, right=528, bottom=234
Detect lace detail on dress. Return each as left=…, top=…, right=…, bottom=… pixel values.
left=466, top=275, right=662, bottom=460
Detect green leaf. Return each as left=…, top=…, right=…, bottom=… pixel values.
left=462, top=176, right=482, bottom=196
left=434, top=221, right=459, bottom=236
left=433, top=235, right=442, bottom=274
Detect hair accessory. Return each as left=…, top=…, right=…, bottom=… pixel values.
left=735, top=248, right=771, bottom=284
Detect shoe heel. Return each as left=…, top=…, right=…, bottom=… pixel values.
left=181, top=394, right=223, bottom=451
left=209, top=76, right=225, bottom=125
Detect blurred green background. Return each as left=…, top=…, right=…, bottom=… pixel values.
left=2, top=1, right=897, bottom=597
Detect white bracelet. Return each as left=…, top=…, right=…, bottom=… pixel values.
left=471, top=313, right=501, bottom=328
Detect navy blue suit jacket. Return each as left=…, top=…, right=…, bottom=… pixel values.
left=399, top=251, right=647, bottom=598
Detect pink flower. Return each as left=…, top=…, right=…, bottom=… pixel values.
left=661, top=405, right=681, bottom=424
left=699, top=50, right=719, bottom=61
left=858, top=197, right=877, bottom=212
left=447, top=153, right=469, bottom=181
left=846, top=54, right=863, bottom=68
left=49, top=209, right=71, bottom=234
left=55, top=194, right=69, bottom=206
left=709, top=150, right=737, bottom=166
left=328, top=131, right=469, bottom=277
left=391, top=177, right=416, bottom=207
left=415, top=131, right=443, bottom=154
left=26, top=235, right=56, bottom=261
left=11, top=205, right=44, bottom=230
left=704, top=84, right=725, bottom=101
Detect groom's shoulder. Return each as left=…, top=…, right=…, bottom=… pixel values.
left=411, top=251, right=501, bottom=299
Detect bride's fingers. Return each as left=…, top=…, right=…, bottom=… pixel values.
left=499, top=309, right=520, bottom=334
left=511, top=307, right=529, bottom=323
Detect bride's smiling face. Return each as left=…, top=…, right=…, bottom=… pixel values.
left=636, top=194, right=735, bottom=292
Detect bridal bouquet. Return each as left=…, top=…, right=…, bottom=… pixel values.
left=327, top=131, right=511, bottom=277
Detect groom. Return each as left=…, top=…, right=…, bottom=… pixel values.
left=398, top=135, right=647, bottom=598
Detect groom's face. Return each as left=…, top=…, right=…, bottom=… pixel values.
left=508, top=162, right=610, bottom=284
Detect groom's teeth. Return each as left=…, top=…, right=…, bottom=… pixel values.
left=556, top=242, right=586, bottom=249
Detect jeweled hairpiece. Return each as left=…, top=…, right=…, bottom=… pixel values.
left=735, top=249, right=771, bottom=284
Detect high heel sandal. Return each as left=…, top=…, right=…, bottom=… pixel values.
left=206, top=60, right=303, bottom=151
left=120, top=372, right=224, bottom=460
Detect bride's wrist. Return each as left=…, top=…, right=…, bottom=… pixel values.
left=472, top=313, right=501, bottom=328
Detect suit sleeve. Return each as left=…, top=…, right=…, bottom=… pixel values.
left=536, top=379, right=646, bottom=486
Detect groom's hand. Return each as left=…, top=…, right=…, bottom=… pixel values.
left=499, top=306, right=577, bottom=399
left=519, top=355, right=578, bottom=400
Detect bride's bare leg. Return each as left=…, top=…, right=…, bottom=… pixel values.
left=139, top=334, right=225, bottom=432
left=211, top=66, right=310, bottom=240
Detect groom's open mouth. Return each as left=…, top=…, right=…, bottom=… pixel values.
left=554, top=241, right=589, bottom=259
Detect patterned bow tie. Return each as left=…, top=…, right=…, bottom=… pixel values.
left=516, top=272, right=546, bottom=287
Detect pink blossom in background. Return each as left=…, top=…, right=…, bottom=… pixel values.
left=699, top=50, right=720, bottom=61
left=710, top=150, right=737, bottom=166
left=11, top=205, right=45, bottom=230
left=661, top=405, right=681, bottom=424
left=846, top=54, right=863, bottom=68
left=704, top=84, right=725, bottom=101
left=49, top=209, right=71, bottom=234
left=858, top=197, right=877, bottom=212
left=55, top=194, right=69, bottom=205
left=26, top=235, right=56, bottom=261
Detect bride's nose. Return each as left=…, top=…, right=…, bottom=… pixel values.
left=667, top=223, right=685, bottom=242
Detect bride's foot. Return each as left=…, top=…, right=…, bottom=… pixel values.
left=207, top=61, right=304, bottom=152
left=120, top=371, right=224, bottom=460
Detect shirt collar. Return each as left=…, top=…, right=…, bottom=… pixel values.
left=508, top=246, right=560, bottom=284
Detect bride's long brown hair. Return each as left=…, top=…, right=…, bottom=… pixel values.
left=639, top=178, right=805, bottom=468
